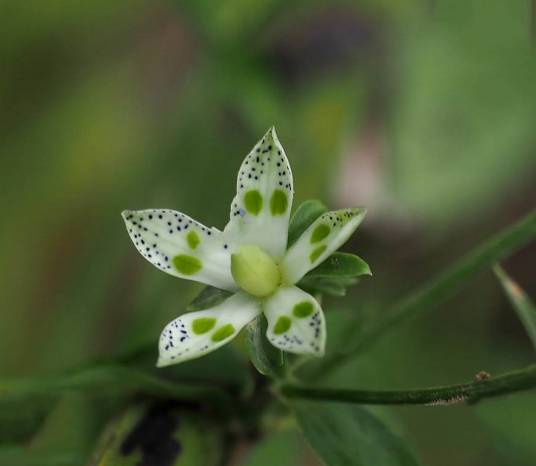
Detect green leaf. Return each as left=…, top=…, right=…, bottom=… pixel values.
left=187, top=286, right=233, bottom=311
left=287, top=200, right=327, bottom=248
left=246, top=315, right=285, bottom=377
left=494, top=264, right=536, bottom=351
left=295, top=401, right=420, bottom=466
left=0, top=364, right=233, bottom=444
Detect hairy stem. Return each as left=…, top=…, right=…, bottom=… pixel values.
left=281, top=364, right=536, bottom=406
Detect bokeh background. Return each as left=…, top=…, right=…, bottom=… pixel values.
left=1, top=0, right=535, bottom=465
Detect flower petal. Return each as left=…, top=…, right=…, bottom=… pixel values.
left=263, top=286, right=325, bottom=356
left=281, top=208, right=366, bottom=284
left=224, top=127, right=294, bottom=260
left=157, top=292, right=261, bottom=366
left=122, top=209, right=237, bottom=291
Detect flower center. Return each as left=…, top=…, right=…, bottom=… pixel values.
left=230, top=245, right=281, bottom=298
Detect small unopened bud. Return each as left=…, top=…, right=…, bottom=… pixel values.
left=231, top=245, right=280, bottom=297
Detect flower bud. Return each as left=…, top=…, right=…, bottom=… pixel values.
left=231, top=245, right=280, bottom=297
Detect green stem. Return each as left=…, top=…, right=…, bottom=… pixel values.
left=314, top=210, right=536, bottom=377
left=281, top=364, right=536, bottom=406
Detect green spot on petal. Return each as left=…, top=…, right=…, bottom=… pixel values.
left=187, top=231, right=200, bottom=250
left=211, top=324, right=235, bottom=342
left=244, top=190, right=263, bottom=216
left=192, top=317, right=216, bottom=335
left=309, top=245, right=327, bottom=263
left=270, top=189, right=288, bottom=216
left=310, top=224, right=330, bottom=243
left=273, top=316, right=291, bottom=335
left=172, top=254, right=202, bottom=275
left=293, top=301, right=314, bottom=318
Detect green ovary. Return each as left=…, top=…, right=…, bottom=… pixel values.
left=231, top=245, right=281, bottom=297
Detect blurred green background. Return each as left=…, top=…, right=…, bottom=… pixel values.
left=1, top=0, right=535, bottom=465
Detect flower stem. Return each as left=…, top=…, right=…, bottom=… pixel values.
left=280, top=364, right=536, bottom=406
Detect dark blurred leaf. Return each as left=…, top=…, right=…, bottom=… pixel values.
left=91, top=402, right=224, bottom=466
left=0, top=446, right=82, bottom=466
left=0, top=364, right=230, bottom=410
left=295, top=401, right=420, bottom=466
left=246, top=315, right=285, bottom=378
left=494, top=265, right=536, bottom=351
left=0, top=394, right=58, bottom=444
left=187, top=286, right=233, bottom=312
left=288, top=200, right=327, bottom=248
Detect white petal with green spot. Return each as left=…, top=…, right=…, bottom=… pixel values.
left=281, top=208, right=366, bottom=284
left=263, top=286, right=326, bottom=356
left=224, top=127, right=294, bottom=260
left=122, top=209, right=237, bottom=291
left=157, top=292, right=261, bottom=366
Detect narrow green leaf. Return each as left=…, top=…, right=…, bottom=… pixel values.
left=314, top=210, right=536, bottom=376
left=304, top=253, right=371, bottom=279
left=295, top=401, right=420, bottom=466
left=187, top=286, right=233, bottom=311
left=246, top=315, right=285, bottom=377
left=494, top=264, right=536, bottom=351
left=287, top=200, right=327, bottom=248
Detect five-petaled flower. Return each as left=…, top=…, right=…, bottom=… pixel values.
left=122, top=128, right=365, bottom=367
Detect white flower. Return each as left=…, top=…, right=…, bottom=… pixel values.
left=122, top=128, right=365, bottom=367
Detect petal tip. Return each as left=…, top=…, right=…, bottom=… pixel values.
left=263, top=126, right=279, bottom=143
left=156, top=356, right=171, bottom=368
left=121, top=210, right=132, bottom=221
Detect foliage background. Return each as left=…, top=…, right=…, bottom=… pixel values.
left=0, top=0, right=535, bottom=465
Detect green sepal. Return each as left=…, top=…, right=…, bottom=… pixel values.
left=187, top=286, right=233, bottom=311
left=304, top=252, right=371, bottom=279
left=295, top=401, right=421, bottom=466
left=287, top=200, right=327, bottom=248
left=299, top=276, right=357, bottom=297
left=245, top=314, right=286, bottom=378
left=298, top=252, right=371, bottom=296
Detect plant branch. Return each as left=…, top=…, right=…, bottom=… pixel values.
left=281, top=364, right=536, bottom=406
left=312, top=210, right=536, bottom=377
